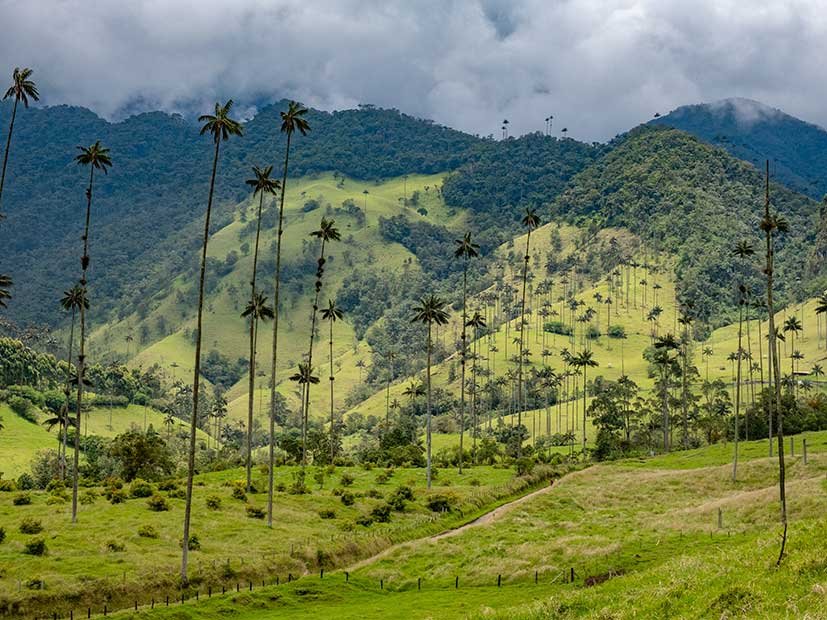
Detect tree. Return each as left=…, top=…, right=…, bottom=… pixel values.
left=816, top=292, right=827, bottom=349
left=783, top=316, right=803, bottom=376
left=411, top=294, right=450, bottom=488
left=299, top=218, right=341, bottom=465
left=242, top=165, right=280, bottom=491
left=240, top=292, right=274, bottom=489
left=454, top=231, right=479, bottom=473
left=517, top=207, right=540, bottom=457
left=570, top=349, right=598, bottom=449
left=0, top=274, right=10, bottom=308
left=289, top=362, right=319, bottom=455
left=267, top=101, right=310, bottom=528
left=466, top=310, right=486, bottom=461
left=182, top=100, right=242, bottom=583
left=759, top=161, right=788, bottom=565
left=321, top=299, right=344, bottom=462
left=71, top=140, right=111, bottom=524
left=1, top=67, right=39, bottom=214
left=59, top=284, right=87, bottom=479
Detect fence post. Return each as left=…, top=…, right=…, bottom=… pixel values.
left=249, top=581, right=253, bottom=592
left=455, top=576, right=459, bottom=589
left=570, top=567, right=575, bottom=583
left=790, top=436, right=795, bottom=456
left=535, top=570, right=538, bottom=584
left=320, top=568, right=324, bottom=579
left=345, top=572, right=349, bottom=583
left=417, top=577, right=421, bottom=591
left=134, top=600, right=138, bottom=610
left=380, top=579, right=384, bottom=590
left=208, top=586, right=212, bottom=598
left=804, top=438, right=808, bottom=464
left=165, top=595, right=169, bottom=607
left=196, top=590, right=199, bottom=601
left=497, top=574, right=501, bottom=588
left=718, top=507, right=723, bottom=529
left=103, top=606, right=107, bottom=617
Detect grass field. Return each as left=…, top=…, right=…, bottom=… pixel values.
left=0, top=404, right=56, bottom=478
left=98, top=431, right=827, bottom=619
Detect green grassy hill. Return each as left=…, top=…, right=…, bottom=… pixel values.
left=0, top=404, right=56, bottom=478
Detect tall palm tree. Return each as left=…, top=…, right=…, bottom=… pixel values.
left=466, top=310, right=486, bottom=460
left=760, top=161, right=788, bottom=566
left=242, top=166, right=280, bottom=490
left=454, top=232, right=479, bottom=473
left=289, top=363, right=319, bottom=455
left=384, top=350, right=397, bottom=428
left=267, top=101, right=310, bottom=527
left=1, top=67, right=39, bottom=214
left=60, top=284, right=86, bottom=479
left=71, top=140, right=111, bottom=524
left=182, top=100, right=242, bottom=583
left=321, top=300, right=343, bottom=463
left=240, top=292, right=274, bottom=490
left=411, top=294, right=450, bottom=488
left=570, top=349, right=598, bottom=449
left=815, top=292, right=827, bottom=350
left=782, top=316, right=803, bottom=375
left=299, top=218, right=340, bottom=466
left=732, top=284, right=748, bottom=482
left=517, top=207, right=540, bottom=457
left=0, top=274, right=10, bottom=308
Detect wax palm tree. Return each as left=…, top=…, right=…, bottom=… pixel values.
left=242, top=165, right=280, bottom=489
left=0, top=274, right=11, bottom=308
left=163, top=410, right=176, bottom=440
left=240, top=292, right=274, bottom=490
left=321, top=300, right=344, bottom=462
left=402, top=381, right=425, bottom=402
left=454, top=232, right=479, bottom=473
left=1, top=67, right=39, bottom=214
left=570, top=349, right=598, bottom=449
left=816, top=292, right=827, bottom=349
left=783, top=316, right=803, bottom=375
left=267, top=101, right=310, bottom=526
left=384, top=350, right=397, bottom=428
left=70, top=140, right=111, bottom=524
left=182, top=100, right=242, bottom=582
left=759, top=162, right=788, bottom=565
left=60, top=284, right=86, bottom=478
left=411, top=294, right=450, bottom=488
left=517, top=207, right=540, bottom=457
left=300, top=218, right=341, bottom=465
left=701, top=346, right=713, bottom=382
left=289, top=363, right=319, bottom=451
left=466, top=310, right=486, bottom=461
left=211, top=394, right=227, bottom=445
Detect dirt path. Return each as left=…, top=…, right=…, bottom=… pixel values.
left=346, top=479, right=556, bottom=572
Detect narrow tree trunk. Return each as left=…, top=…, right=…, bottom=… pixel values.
left=61, top=310, right=76, bottom=481
left=458, top=265, right=467, bottom=474
left=301, top=238, right=327, bottom=466
left=267, top=132, right=292, bottom=528
left=733, top=303, right=743, bottom=482
left=426, top=323, right=433, bottom=489
left=71, top=165, right=95, bottom=524
left=581, top=366, right=588, bottom=449
left=182, top=139, right=221, bottom=583
left=0, top=97, right=19, bottom=213
left=517, top=229, right=532, bottom=457
left=329, top=318, right=335, bottom=463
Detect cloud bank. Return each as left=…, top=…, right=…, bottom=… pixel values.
left=1, top=0, right=826, bottom=141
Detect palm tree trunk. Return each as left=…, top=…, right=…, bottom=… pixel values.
left=582, top=366, right=588, bottom=449
left=182, top=138, right=221, bottom=583
left=267, top=131, right=292, bottom=528
left=426, top=322, right=433, bottom=489
left=61, top=310, right=76, bottom=482
left=733, top=303, right=743, bottom=482
left=0, top=97, right=19, bottom=213
left=245, top=190, right=265, bottom=491
left=301, top=239, right=327, bottom=466
left=517, top=229, right=532, bottom=458
left=71, top=165, right=95, bottom=524
left=329, top=318, right=335, bottom=463
left=458, top=265, right=467, bottom=474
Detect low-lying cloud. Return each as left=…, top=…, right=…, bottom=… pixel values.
left=1, top=0, right=826, bottom=141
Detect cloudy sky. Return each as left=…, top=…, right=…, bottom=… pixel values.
left=1, top=0, right=825, bottom=142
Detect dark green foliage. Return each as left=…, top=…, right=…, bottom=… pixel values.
left=199, top=350, right=247, bottom=389
left=607, top=325, right=627, bottom=338
left=318, top=509, right=336, bottom=519
left=146, top=494, right=170, bottom=511
left=108, top=429, right=174, bottom=481
left=23, top=538, right=46, bottom=556
left=8, top=396, right=36, bottom=422
left=16, top=473, right=34, bottom=490
left=137, top=525, right=158, bottom=538
left=339, top=472, right=355, bottom=487
left=12, top=493, right=31, bottom=506
left=544, top=321, right=573, bottom=336
left=340, top=491, right=355, bottom=506
left=370, top=502, right=392, bottom=523
left=19, top=517, right=42, bottom=534
left=109, top=489, right=128, bottom=504
left=245, top=505, right=265, bottom=519
left=0, top=527, right=5, bottom=543
left=128, top=479, right=154, bottom=498
left=205, top=495, right=222, bottom=510
left=425, top=493, right=455, bottom=513
left=106, top=540, right=126, bottom=552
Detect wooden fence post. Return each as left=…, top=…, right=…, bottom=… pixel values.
left=790, top=436, right=795, bottom=456
left=380, top=579, right=384, bottom=590
left=803, top=438, right=808, bottom=464
left=570, top=567, right=574, bottom=583
left=718, top=507, right=723, bottom=529
left=455, top=576, right=459, bottom=589
left=497, top=574, right=501, bottom=588
left=417, top=577, right=421, bottom=591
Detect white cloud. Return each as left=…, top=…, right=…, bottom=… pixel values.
left=1, top=0, right=825, bottom=141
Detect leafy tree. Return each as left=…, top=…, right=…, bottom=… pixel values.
left=108, top=429, right=174, bottom=481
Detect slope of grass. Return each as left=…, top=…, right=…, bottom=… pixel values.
left=0, top=404, right=56, bottom=479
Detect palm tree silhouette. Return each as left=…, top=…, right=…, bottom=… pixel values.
left=454, top=231, right=479, bottom=473
left=321, top=299, right=343, bottom=462
left=71, top=140, right=111, bottom=524
left=0, top=274, right=10, bottom=308
left=300, top=218, right=341, bottom=466
left=60, top=284, right=86, bottom=478
left=1, top=67, right=39, bottom=214
left=267, top=101, right=310, bottom=527
left=570, top=349, right=598, bottom=449
left=243, top=165, right=280, bottom=489
left=516, top=207, right=540, bottom=457
left=466, top=310, right=486, bottom=461
left=240, top=292, right=274, bottom=490
left=815, top=292, right=827, bottom=349
left=182, top=100, right=242, bottom=582
left=411, top=294, right=450, bottom=488
left=782, top=316, right=803, bottom=376
left=289, top=363, right=319, bottom=450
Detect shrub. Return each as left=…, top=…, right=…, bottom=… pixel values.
left=137, top=525, right=159, bottom=538
left=106, top=540, right=125, bottom=552
left=274, top=482, right=286, bottom=493
left=515, top=457, right=535, bottom=476
left=167, top=488, right=186, bottom=499
left=181, top=535, right=200, bottom=551
left=289, top=470, right=308, bottom=495
left=147, top=494, right=169, bottom=512
left=340, top=491, right=355, bottom=506
left=370, top=503, right=392, bottom=523
left=585, top=325, right=601, bottom=340
left=109, top=489, right=128, bottom=504
left=23, top=538, right=47, bottom=556
left=544, top=321, right=573, bottom=336
left=331, top=487, right=343, bottom=497
left=46, top=495, right=66, bottom=505
left=355, top=514, right=373, bottom=527
left=157, top=479, right=178, bottom=491
left=13, top=493, right=31, bottom=506
left=20, top=519, right=43, bottom=536
left=318, top=509, right=336, bottom=519
left=0, top=479, right=15, bottom=492
left=80, top=490, right=98, bottom=505
left=0, top=527, right=5, bottom=543
left=339, top=472, right=355, bottom=487
left=103, top=476, right=124, bottom=490
left=9, top=396, right=36, bottom=422
left=470, top=478, right=481, bottom=487
left=366, top=488, right=383, bottom=499
left=607, top=325, right=627, bottom=339
left=45, top=479, right=65, bottom=493
left=388, top=485, right=414, bottom=511
left=231, top=486, right=247, bottom=501
left=16, top=473, right=35, bottom=490
left=205, top=495, right=222, bottom=510
left=425, top=493, right=455, bottom=513
left=245, top=505, right=265, bottom=519
left=375, top=469, right=393, bottom=484
left=129, top=479, right=154, bottom=498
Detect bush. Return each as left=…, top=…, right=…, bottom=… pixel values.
left=147, top=494, right=169, bottom=512
left=339, top=472, right=355, bottom=487
left=231, top=486, right=247, bottom=501
left=388, top=485, right=414, bottom=511
left=425, top=493, right=456, bottom=513
left=20, top=518, right=43, bottom=535
left=106, top=540, right=125, bottom=552
left=137, top=525, right=159, bottom=538
left=46, top=495, right=66, bottom=505
left=355, top=514, right=373, bottom=527
left=23, top=538, right=47, bottom=556
left=0, top=527, right=5, bottom=543
left=80, top=490, right=98, bottom=505
left=375, top=469, right=394, bottom=484
left=245, top=505, right=265, bottom=519
left=205, top=495, right=222, bottom=510
left=157, top=479, right=178, bottom=491
left=9, top=396, right=36, bottom=422
left=515, top=457, right=535, bottom=476
left=607, top=325, right=627, bottom=339
left=13, top=493, right=31, bottom=506
left=16, top=473, right=34, bottom=490
left=167, top=488, right=186, bottom=499
left=0, top=479, right=15, bottom=492
left=289, top=470, right=308, bottom=495
left=544, top=321, right=573, bottom=336
left=585, top=326, right=601, bottom=340
left=182, top=535, right=200, bottom=551
left=370, top=503, right=392, bottom=523
left=366, top=488, right=383, bottom=499
left=340, top=491, right=355, bottom=506
left=318, top=509, right=336, bottom=519
left=129, top=479, right=154, bottom=498
left=109, top=489, right=128, bottom=504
